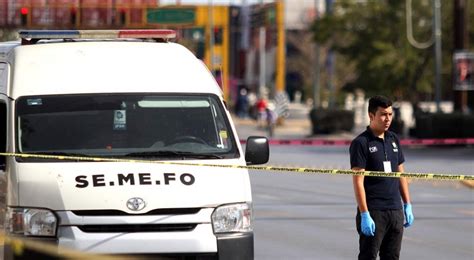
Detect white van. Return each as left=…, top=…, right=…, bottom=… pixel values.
left=0, top=29, right=269, bottom=259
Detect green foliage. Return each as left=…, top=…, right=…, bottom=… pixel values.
left=311, top=0, right=468, bottom=100
left=0, top=29, right=19, bottom=42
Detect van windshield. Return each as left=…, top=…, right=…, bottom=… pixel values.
left=16, top=94, right=239, bottom=161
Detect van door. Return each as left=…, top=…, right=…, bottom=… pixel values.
left=0, top=63, right=9, bottom=207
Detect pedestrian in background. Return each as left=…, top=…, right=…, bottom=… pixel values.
left=235, top=88, right=249, bottom=118
left=256, top=96, right=268, bottom=129
left=349, top=95, right=414, bottom=260
left=247, top=90, right=257, bottom=119
left=265, top=103, right=277, bottom=137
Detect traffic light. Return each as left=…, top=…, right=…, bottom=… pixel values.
left=213, top=27, right=223, bottom=45
left=196, top=41, right=205, bottom=60
left=119, top=9, right=126, bottom=27
left=70, top=7, right=77, bottom=26
left=20, top=7, right=28, bottom=26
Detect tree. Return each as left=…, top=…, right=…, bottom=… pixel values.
left=311, top=0, right=468, bottom=103
left=0, top=29, right=19, bottom=42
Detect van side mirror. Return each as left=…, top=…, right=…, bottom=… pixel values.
left=245, top=136, right=269, bottom=165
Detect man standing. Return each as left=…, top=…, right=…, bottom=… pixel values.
left=350, top=95, right=414, bottom=260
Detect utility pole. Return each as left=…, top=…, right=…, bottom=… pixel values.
left=433, top=0, right=442, bottom=112
left=313, top=0, right=320, bottom=108
left=275, top=0, right=285, bottom=95
left=326, top=0, right=335, bottom=108
left=258, top=0, right=266, bottom=98
left=208, top=0, right=215, bottom=77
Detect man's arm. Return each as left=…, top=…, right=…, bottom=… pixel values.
left=352, top=167, right=368, bottom=212
left=399, top=163, right=414, bottom=227
left=398, top=164, right=411, bottom=204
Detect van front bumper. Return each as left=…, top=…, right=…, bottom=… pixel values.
left=4, top=229, right=254, bottom=259
left=59, top=226, right=254, bottom=259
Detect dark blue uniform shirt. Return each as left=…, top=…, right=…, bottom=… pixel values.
left=350, top=127, right=405, bottom=210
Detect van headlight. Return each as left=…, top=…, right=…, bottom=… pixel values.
left=211, top=203, right=253, bottom=233
left=6, top=208, right=57, bottom=237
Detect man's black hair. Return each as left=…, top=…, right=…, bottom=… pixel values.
left=368, top=95, right=392, bottom=114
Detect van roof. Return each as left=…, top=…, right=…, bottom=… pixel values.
left=0, top=41, right=18, bottom=59
left=4, top=39, right=221, bottom=99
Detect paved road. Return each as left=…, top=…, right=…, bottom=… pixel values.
left=1, top=144, right=472, bottom=259
left=251, top=145, right=474, bottom=259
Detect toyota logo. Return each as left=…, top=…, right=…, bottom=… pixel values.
left=126, top=197, right=146, bottom=211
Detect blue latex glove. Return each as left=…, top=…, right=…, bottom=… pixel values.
left=360, top=211, right=375, bottom=236
left=404, top=203, right=414, bottom=227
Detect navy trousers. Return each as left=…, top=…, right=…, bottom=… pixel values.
left=356, top=209, right=404, bottom=260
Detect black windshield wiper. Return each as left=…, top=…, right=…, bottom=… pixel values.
left=124, top=150, right=223, bottom=159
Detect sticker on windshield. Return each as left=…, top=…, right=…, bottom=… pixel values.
left=113, top=110, right=127, bottom=130
left=219, top=131, right=228, bottom=139
left=27, top=98, right=43, bottom=106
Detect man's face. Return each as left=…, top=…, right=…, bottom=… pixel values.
left=458, top=60, right=469, bottom=80
left=369, top=106, right=393, bottom=133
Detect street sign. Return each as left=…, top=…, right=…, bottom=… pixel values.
left=453, top=51, right=474, bottom=91
left=147, top=8, right=196, bottom=25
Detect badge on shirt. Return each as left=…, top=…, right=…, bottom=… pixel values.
left=369, top=146, right=378, bottom=153
left=391, top=142, right=398, bottom=152
left=383, top=161, right=392, bottom=173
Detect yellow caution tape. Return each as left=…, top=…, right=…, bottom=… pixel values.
left=0, top=152, right=472, bottom=181
left=0, top=231, right=151, bottom=259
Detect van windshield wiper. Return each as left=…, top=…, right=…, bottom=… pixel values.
left=124, top=150, right=223, bottom=159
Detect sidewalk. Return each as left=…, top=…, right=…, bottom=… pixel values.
left=232, top=103, right=358, bottom=141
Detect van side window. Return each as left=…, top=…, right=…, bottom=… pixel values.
left=0, top=63, right=7, bottom=94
